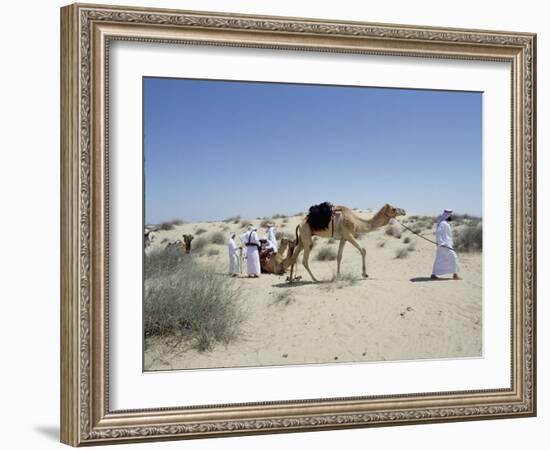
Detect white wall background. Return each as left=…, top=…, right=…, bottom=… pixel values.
left=0, top=1, right=545, bottom=449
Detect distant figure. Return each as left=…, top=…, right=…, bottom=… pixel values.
left=431, top=209, right=461, bottom=280
left=227, top=233, right=240, bottom=277
left=240, top=226, right=261, bottom=278
left=265, top=223, right=278, bottom=252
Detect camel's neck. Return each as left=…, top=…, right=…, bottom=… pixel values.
left=362, top=208, right=391, bottom=231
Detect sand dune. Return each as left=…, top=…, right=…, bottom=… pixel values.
left=144, top=211, right=482, bottom=371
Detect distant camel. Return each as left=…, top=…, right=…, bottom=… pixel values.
left=289, top=203, right=406, bottom=282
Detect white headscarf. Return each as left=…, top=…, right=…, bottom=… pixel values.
left=437, top=209, right=453, bottom=224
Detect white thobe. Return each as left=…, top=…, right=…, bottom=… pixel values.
left=227, top=238, right=240, bottom=274
left=241, top=230, right=261, bottom=275
left=266, top=227, right=278, bottom=252
left=432, top=221, right=460, bottom=275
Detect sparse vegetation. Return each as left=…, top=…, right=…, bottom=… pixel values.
left=275, top=231, right=294, bottom=241
left=193, top=236, right=208, bottom=253
left=157, top=219, right=185, bottom=231
left=316, top=246, right=337, bottom=261
left=195, top=228, right=208, bottom=235
left=223, top=215, right=241, bottom=224
left=454, top=223, right=483, bottom=252
left=260, top=219, right=270, bottom=228
left=403, top=237, right=410, bottom=244
left=385, top=223, right=402, bottom=239
left=323, top=272, right=359, bottom=290
left=395, top=247, right=409, bottom=259
left=207, top=248, right=220, bottom=256
left=272, top=213, right=288, bottom=219
left=210, top=231, right=225, bottom=245
left=271, top=290, right=295, bottom=306
left=144, top=247, right=244, bottom=351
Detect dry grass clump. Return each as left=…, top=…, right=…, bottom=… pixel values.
left=316, top=246, right=337, bottom=261
left=210, top=231, right=225, bottom=245
left=260, top=219, right=270, bottom=228
left=207, top=248, right=220, bottom=256
left=395, top=247, right=409, bottom=259
left=157, top=219, right=185, bottom=231
left=403, top=236, right=410, bottom=244
left=385, top=223, right=402, bottom=239
left=223, top=215, right=241, bottom=224
left=454, top=223, right=483, bottom=252
left=144, top=247, right=244, bottom=351
left=323, top=272, right=359, bottom=291
left=193, top=236, right=208, bottom=253
left=195, top=227, right=208, bottom=235
left=271, top=290, right=296, bottom=307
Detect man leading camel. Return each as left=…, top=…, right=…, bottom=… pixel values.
left=430, top=209, right=461, bottom=280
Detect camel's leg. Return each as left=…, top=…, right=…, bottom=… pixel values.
left=336, top=239, right=346, bottom=276
left=302, top=245, right=319, bottom=282
left=289, top=242, right=303, bottom=283
left=345, top=234, right=368, bottom=278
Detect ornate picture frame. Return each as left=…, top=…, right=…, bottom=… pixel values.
left=60, top=3, right=536, bottom=446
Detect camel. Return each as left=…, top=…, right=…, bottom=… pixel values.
left=260, top=237, right=297, bottom=274
left=289, top=203, right=406, bottom=282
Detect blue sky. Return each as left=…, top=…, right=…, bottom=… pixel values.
left=144, top=77, right=482, bottom=224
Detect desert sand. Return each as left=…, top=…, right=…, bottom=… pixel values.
left=144, top=209, right=482, bottom=371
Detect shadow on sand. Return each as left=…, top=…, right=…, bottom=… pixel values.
left=410, top=276, right=454, bottom=282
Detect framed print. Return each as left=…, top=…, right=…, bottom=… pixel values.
left=60, top=3, right=537, bottom=446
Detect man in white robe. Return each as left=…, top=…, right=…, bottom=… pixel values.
left=265, top=224, right=278, bottom=253
left=240, top=226, right=261, bottom=278
left=431, top=209, right=461, bottom=280
left=227, top=233, right=240, bottom=277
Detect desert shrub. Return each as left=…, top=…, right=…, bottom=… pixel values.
left=454, top=223, right=483, bottom=252
left=403, top=236, right=410, bottom=244
left=316, top=246, right=337, bottom=261
left=260, top=219, right=270, bottom=228
left=395, top=247, right=409, bottom=259
left=193, top=236, right=208, bottom=253
left=195, top=228, right=207, bottom=235
left=210, top=231, right=225, bottom=245
left=385, top=223, right=402, bottom=239
left=271, top=213, right=287, bottom=219
left=223, top=215, right=241, bottom=223
left=207, top=248, right=220, bottom=256
left=144, top=248, right=244, bottom=351
left=283, top=218, right=289, bottom=224
left=323, top=271, right=359, bottom=290
left=220, top=225, right=230, bottom=232
left=240, top=220, right=248, bottom=228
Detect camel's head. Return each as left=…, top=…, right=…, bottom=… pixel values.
left=383, top=203, right=406, bottom=218
left=182, top=234, right=194, bottom=244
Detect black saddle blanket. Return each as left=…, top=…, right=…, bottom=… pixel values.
left=306, top=202, right=333, bottom=231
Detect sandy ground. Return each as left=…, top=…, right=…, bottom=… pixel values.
left=144, top=210, right=482, bottom=371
